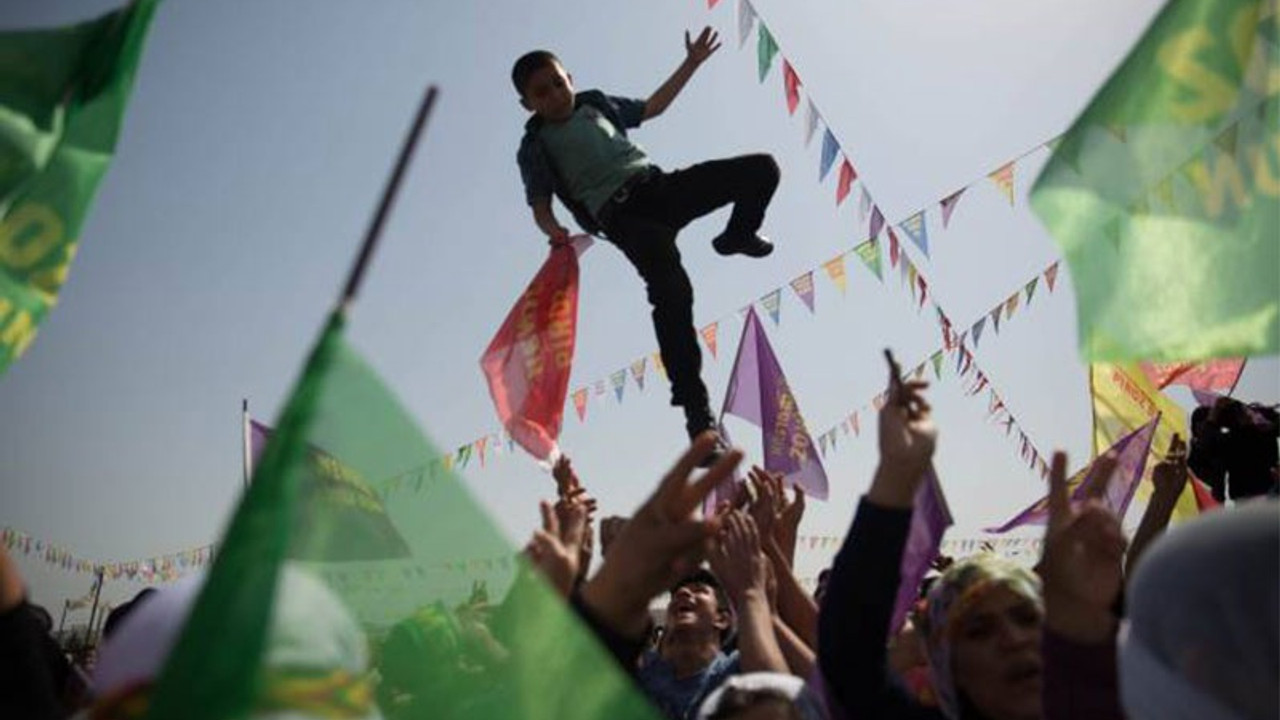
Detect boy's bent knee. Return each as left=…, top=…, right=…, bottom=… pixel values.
left=745, top=153, right=781, bottom=185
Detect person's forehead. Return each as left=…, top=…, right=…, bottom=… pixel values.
left=961, top=584, right=1037, bottom=620
left=528, top=63, right=567, bottom=85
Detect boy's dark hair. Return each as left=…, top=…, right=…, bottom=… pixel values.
left=671, top=568, right=729, bottom=614
left=511, top=50, right=562, bottom=96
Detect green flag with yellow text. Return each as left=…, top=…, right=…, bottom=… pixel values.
left=1031, top=0, right=1278, bottom=362
left=0, top=0, right=157, bottom=374
left=145, top=310, right=660, bottom=720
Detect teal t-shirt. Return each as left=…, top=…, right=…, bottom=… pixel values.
left=538, top=104, right=651, bottom=217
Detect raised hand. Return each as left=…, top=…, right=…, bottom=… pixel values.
left=878, top=350, right=937, bottom=475
left=869, top=350, right=937, bottom=508
left=1041, top=451, right=1127, bottom=642
left=708, top=510, right=770, bottom=604
left=582, top=435, right=743, bottom=636
left=1151, top=433, right=1189, bottom=499
left=746, top=466, right=781, bottom=539
left=685, top=26, right=722, bottom=66
left=524, top=497, right=588, bottom=597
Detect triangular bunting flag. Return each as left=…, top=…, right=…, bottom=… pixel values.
left=972, top=317, right=987, bottom=347
left=737, top=0, right=756, bottom=48
left=630, top=357, right=647, bottom=390
left=757, top=23, right=779, bottom=81
left=852, top=412, right=860, bottom=435
left=991, top=306, right=1002, bottom=333
left=939, top=188, right=965, bottom=227
left=789, top=271, right=816, bottom=313
left=593, top=379, right=606, bottom=396
left=859, top=187, right=873, bottom=221
left=651, top=352, right=666, bottom=380
left=869, top=205, right=885, bottom=240
left=836, top=158, right=856, bottom=206
left=761, top=288, right=782, bottom=325
left=476, top=437, right=489, bottom=468
left=822, top=255, right=848, bottom=295
left=887, top=228, right=901, bottom=269
left=818, top=433, right=829, bottom=456
left=803, top=99, right=820, bottom=146
left=899, top=211, right=929, bottom=257
left=854, top=239, right=882, bottom=281
left=783, top=60, right=801, bottom=115
left=988, top=161, right=1015, bottom=205
left=931, top=351, right=944, bottom=380
left=610, top=369, right=627, bottom=402
left=572, top=388, right=588, bottom=421
left=819, top=129, right=839, bottom=182
left=700, top=322, right=719, bottom=358
left=1024, top=277, right=1039, bottom=305
left=1005, top=292, right=1020, bottom=320
left=1044, top=262, right=1059, bottom=292
left=917, top=275, right=928, bottom=308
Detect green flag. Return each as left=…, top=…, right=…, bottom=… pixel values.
left=0, top=0, right=158, bottom=374
left=1031, top=0, right=1278, bottom=361
left=146, top=311, right=660, bottom=720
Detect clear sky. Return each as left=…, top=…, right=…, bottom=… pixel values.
left=2, top=0, right=1276, bottom=619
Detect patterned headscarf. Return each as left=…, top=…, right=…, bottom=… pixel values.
left=916, top=555, right=1042, bottom=720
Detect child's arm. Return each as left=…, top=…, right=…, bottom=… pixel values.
left=531, top=198, right=570, bottom=243
left=643, top=26, right=721, bottom=121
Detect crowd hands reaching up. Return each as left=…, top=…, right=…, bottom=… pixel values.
left=3, top=352, right=1276, bottom=720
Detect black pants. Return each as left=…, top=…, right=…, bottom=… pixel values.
left=599, top=154, right=780, bottom=436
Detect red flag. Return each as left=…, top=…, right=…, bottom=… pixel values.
left=481, top=238, right=591, bottom=459
left=836, top=159, right=856, bottom=205
left=783, top=60, right=802, bottom=115
left=1190, top=474, right=1221, bottom=512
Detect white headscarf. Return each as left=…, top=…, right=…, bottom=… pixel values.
left=1120, top=501, right=1279, bottom=720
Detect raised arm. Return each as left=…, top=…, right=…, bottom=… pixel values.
left=643, top=27, right=720, bottom=120
left=819, top=350, right=937, bottom=719
left=709, top=510, right=788, bottom=674
left=1125, top=434, right=1187, bottom=576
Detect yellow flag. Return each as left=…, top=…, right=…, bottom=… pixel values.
left=1090, top=364, right=1198, bottom=520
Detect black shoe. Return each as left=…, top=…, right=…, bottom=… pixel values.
left=691, top=429, right=729, bottom=468
left=713, top=232, right=774, bottom=258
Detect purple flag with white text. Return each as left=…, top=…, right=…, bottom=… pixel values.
left=720, top=308, right=829, bottom=499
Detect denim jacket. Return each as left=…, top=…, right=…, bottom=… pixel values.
left=516, top=89, right=647, bottom=236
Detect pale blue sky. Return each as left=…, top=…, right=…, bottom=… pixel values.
left=2, top=0, right=1275, bottom=615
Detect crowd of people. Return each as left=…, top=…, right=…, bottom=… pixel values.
left=2, top=351, right=1276, bottom=719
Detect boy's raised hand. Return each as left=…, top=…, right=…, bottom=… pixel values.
left=685, top=26, right=722, bottom=65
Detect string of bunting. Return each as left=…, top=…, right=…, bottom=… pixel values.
left=796, top=533, right=1044, bottom=556
left=805, top=260, right=1059, bottom=482
left=714, top=0, right=1058, bottom=262
left=1, top=526, right=214, bottom=583
left=1, top=525, right=522, bottom=582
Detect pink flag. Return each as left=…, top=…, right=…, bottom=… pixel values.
left=721, top=308, right=829, bottom=499
left=783, top=60, right=801, bottom=115
left=480, top=238, right=591, bottom=460
left=984, top=416, right=1159, bottom=533
left=836, top=159, right=856, bottom=206
left=1139, top=358, right=1245, bottom=393
left=891, top=467, right=953, bottom=634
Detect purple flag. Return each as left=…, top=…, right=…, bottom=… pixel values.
left=891, top=467, right=953, bottom=635
left=940, top=188, right=965, bottom=227
left=721, top=308, right=829, bottom=499
left=984, top=416, right=1159, bottom=533
left=869, top=205, right=885, bottom=241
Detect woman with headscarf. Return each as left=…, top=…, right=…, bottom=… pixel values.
left=816, top=352, right=1126, bottom=720
left=1121, top=500, right=1279, bottom=720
